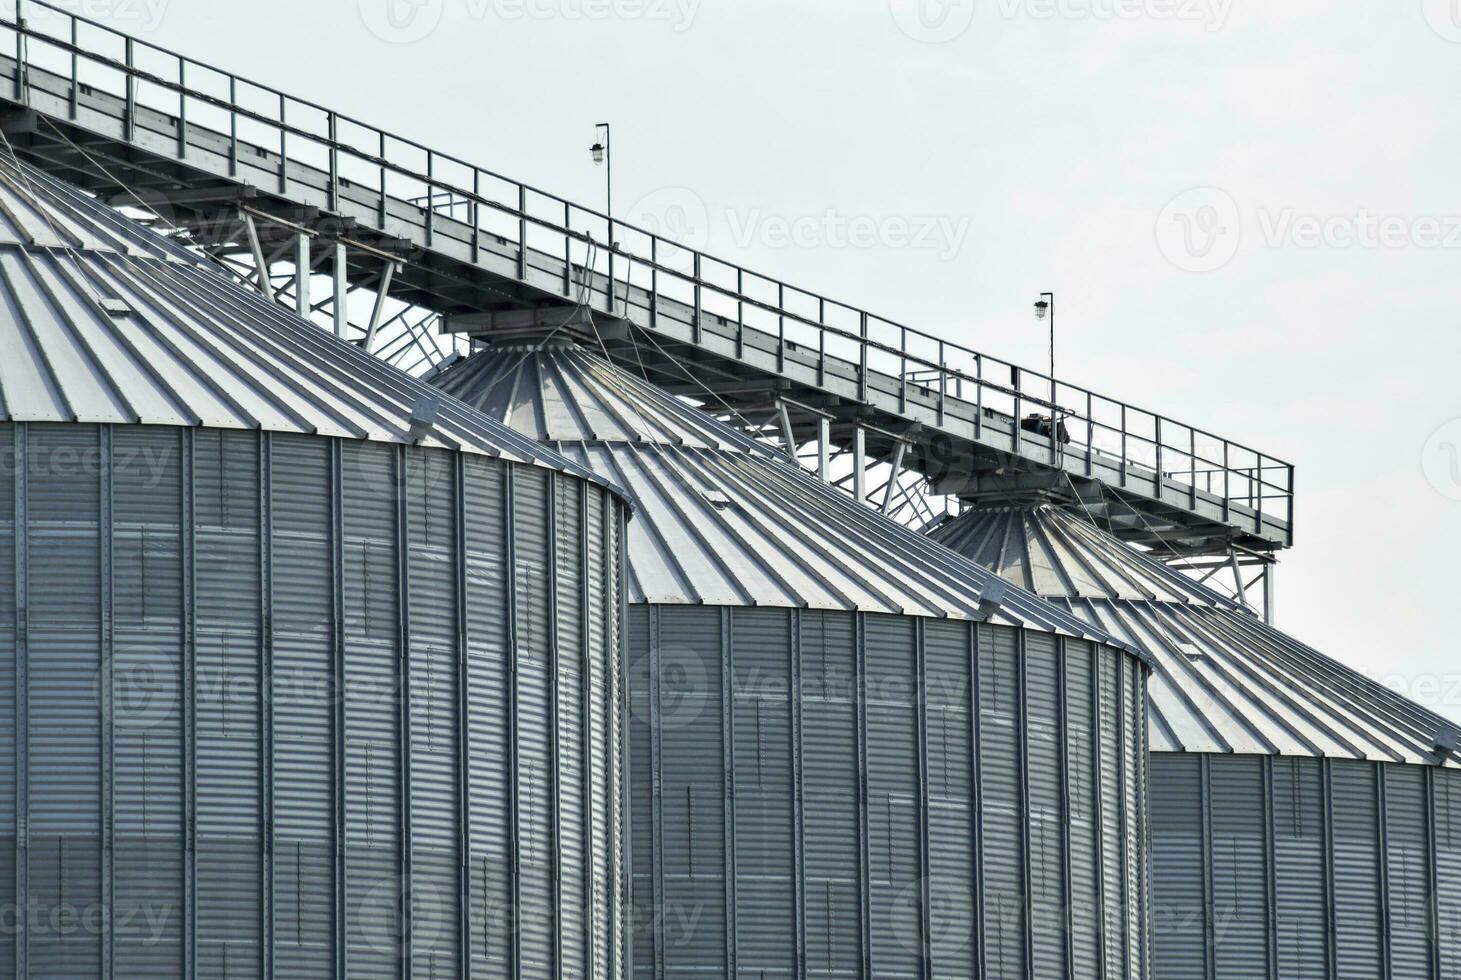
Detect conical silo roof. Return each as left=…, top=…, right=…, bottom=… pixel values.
left=433, top=342, right=1133, bottom=645
left=0, top=156, right=619, bottom=492
left=932, top=504, right=1458, bottom=766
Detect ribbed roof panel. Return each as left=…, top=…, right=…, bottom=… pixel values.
left=0, top=159, right=620, bottom=493
left=434, top=343, right=1133, bottom=645
left=933, top=505, right=1457, bottom=766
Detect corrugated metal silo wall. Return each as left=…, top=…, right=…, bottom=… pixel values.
left=1150, top=753, right=1461, bottom=979
left=628, top=606, right=1151, bottom=978
left=0, top=422, right=629, bottom=979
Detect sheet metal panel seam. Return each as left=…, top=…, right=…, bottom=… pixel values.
left=855, top=612, right=873, bottom=980
left=1016, top=628, right=1035, bottom=979
left=260, top=430, right=276, bottom=980
left=453, top=453, right=472, bottom=979
left=721, top=605, right=736, bottom=978
left=914, top=618, right=933, bottom=980
left=1425, top=768, right=1441, bottom=980
left=11, top=422, right=26, bottom=979
left=616, top=510, right=632, bottom=980
left=545, top=471, right=563, bottom=980
left=1119, top=662, right=1134, bottom=980
left=100, top=424, right=114, bottom=980
left=578, top=482, right=597, bottom=979
left=1058, top=638, right=1076, bottom=977
left=396, top=444, right=414, bottom=974
left=1378, top=762, right=1394, bottom=980
left=503, top=465, right=523, bottom=980
left=1320, top=759, right=1337, bottom=980
left=791, top=609, right=808, bottom=980
left=1089, top=645, right=1107, bottom=980
left=970, top=623, right=988, bottom=980
left=329, top=439, right=347, bottom=980
left=1201, top=753, right=1215, bottom=980
left=182, top=426, right=197, bottom=980
left=1140, top=684, right=1153, bottom=979
left=1262, top=756, right=1278, bottom=980
left=648, top=603, right=664, bottom=977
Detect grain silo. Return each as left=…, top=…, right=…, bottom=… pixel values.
left=933, top=504, right=1461, bottom=979
left=434, top=340, right=1154, bottom=979
left=0, top=159, right=630, bottom=978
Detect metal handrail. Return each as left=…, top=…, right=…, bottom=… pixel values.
left=0, top=0, right=1294, bottom=535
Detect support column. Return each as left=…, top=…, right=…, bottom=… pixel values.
left=852, top=427, right=866, bottom=506
left=333, top=241, right=348, bottom=339
left=817, top=418, right=830, bottom=483
left=296, top=233, right=311, bottom=319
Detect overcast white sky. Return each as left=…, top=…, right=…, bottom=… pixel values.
left=67, top=0, right=1461, bottom=721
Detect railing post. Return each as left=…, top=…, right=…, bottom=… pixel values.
left=377, top=130, right=388, bottom=229
left=68, top=16, right=78, bottom=120
left=858, top=312, right=868, bottom=404
left=898, top=326, right=907, bottom=415
left=14, top=1, right=25, bottom=105
left=228, top=77, right=238, bottom=177
left=329, top=113, right=340, bottom=214
left=1119, top=404, right=1128, bottom=487
left=277, top=94, right=287, bottom=195
left=1256, top=459, right=1265, bottom=533
left=562, top=201, right=572, bottom=297
left=692, top=252, right=702, bottom=345
left=1189, top=428, right=1197, bottom=510
left=777, top=283, right=785, bottom=373
left=651, top=238, right=660, bottom=331
left=1085, top=392, right=1094, bottom=477
left=736, top=269, right=745, bottom=359
left=1154, top=417, right=1164, bottom=503
left=471, top=169, right=481, bottom=265
left=937, top=340, right=946, bottom=428
left=974, top=354, right=983, bottom=441
left=1013, top=368, right=1022, bottom=458
left=607, top=217, right=616, bottom=315
left=124, top=38, right=136, bottom=141
left=177, top=61, right=187, bottom=160
left=1221, top=442, right=1231, bottom=523
left=514, top=184, right=528, bottom=282
left=424, top=149, right=434, bottom=247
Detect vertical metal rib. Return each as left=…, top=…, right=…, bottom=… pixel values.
left=1090, top=648, right=1107, bottom=980
left=545, top=473, right=563, bottom=979
left=503, top=466, right=522, bottom=980
left=329, top=439, right=348, bottom=980
left=721, top=606, right=737, bottom=979
left=1016, top=629, right=1034, bottom=979
left=791, top=609, right=808, bottom=980
left=395, top=445, right=413, bottom=976
left=259, top=431, right=275, bottom=980
left=616, top=507, right=631, bottom=980
left=99, top=425, right=114, bottom=980
left=1378, top=763, right=1393, bottom=980
left=1320, top=759, right=1337, bottom=980
left=1058, top=639, right=1075, bottom=977
left=647, top=604, right=665, bottom=975
left=854, top=612, right=873, bottom=979
left=577, top=482, right=596, bottom=978
left=1201, top=754, right=1215, bottom=980
left=181, top=427, right=197, bottom=980
left=453, top=455, right=472, bottom=979
left=12, top=422, right=27, bottom=980
left=970, top=623, right=987, bottom=980
left=913, top=618, right=932, bottom=980
left=1262, top=756, right=1279, bottom=980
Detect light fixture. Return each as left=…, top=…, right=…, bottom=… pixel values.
left=1034, top=298, right=1050, bottom=320
left=591, top=141, right=606, bottom=166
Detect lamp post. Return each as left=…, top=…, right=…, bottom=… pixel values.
left=1034, top=292, right=1055, bottom=409
left=591, top=123, right=612, bottom=222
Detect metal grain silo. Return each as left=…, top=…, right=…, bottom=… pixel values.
left=0, top=159, right=630, bottom=979
left=933, top=504, right=1461, bottom=979
left=434, top=342, right=1153, bottom=979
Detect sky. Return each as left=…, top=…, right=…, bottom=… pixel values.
left=54, top=0, right=1461, bottom=722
